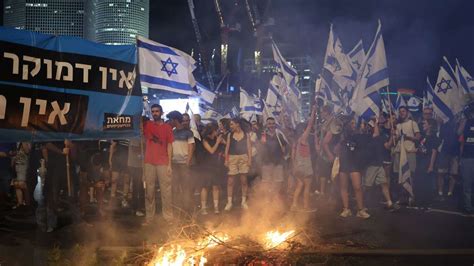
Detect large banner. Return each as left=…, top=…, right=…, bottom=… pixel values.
left=0, top=27, right=142, bottom=141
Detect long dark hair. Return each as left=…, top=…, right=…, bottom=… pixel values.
left=219, top=118, right=230, bottom=133
left=202, top=122, right=218, bottom=140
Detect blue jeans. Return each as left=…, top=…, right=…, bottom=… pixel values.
left=461, top=158, right=474, bottom=211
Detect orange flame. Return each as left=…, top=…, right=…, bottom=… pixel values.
left=263, top=230, right=295, bottom=249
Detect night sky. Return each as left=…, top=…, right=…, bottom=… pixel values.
left=150, top=0, right=474, bottom=93
left=1, top=0, right=473, bottom=93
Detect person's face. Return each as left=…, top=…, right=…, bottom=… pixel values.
left=194, top=114, right=201, bottom=124
left=266, top=119, right=276, bottom=132
left=251, top=121, right=258, bottom=130
left=151, top=107, right=162, bottom=121
left=182, top=115, right=190, bottom=129
left=230, top=121, right=239, bottom=132
left=423, top=109, right=433, bottom=120
left=350, top=119, right=357, bottom=131
left=399, top=108, right=408, bottom=120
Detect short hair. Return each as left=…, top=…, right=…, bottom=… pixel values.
left=182, top=113, right=190, bottom=118
left=398, top=106, right=408, bottom=112
left=266, top=117, right=275, bottom=122
left=166, top=110, right=183, bottom=123
left=150, top=104, right=162, bottom=112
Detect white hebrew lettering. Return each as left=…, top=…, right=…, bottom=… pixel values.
left=55, top=61, right=73, bottom=81
left=75, top=63, right=91, bottom=83
left=99, top=66, right=108, bottom=90
left=22, top=56, right=41, bottom=80
left=125, top=117, right=131, bottom=123
left=119, top=70, right=135, bottom=90
left=43, top=59, right=53, bottom=79
left=109, top=68, right=117, bottom=81
left=48, top=101, right=70, bottom=125
left=19, top=97, right=31, bottom=127
left=107, top=117, right=113, bottom=124
left=4, top=52, right=19, bottom=75
left=0, top=95, right=6, bottom=119
left=35, top=99, right=47, bottom=115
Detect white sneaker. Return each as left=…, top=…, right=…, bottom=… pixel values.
left=241, top=202, right=249, bottom=210
left=121, top=199, right=129, bottom=208
left=224, top=202, right=232, bottom=211
left=201, top=208, right=208, bottom=215
left=356, top=208, right=370, bottom=219
left=340, top=208, right=352, bottom=218
left=214, top=208, right=220, bottom=214
left=135, top=210, right=145, bottom=217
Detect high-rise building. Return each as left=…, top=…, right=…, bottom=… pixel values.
left=85, top=0, right=149, bottom=45
left=3, top=0, right=84, bottom=37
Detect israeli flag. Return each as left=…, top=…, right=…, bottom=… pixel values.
left=455, top=59, right=474, bottom=94
left=196, top=82, right=216, bottom=105
left=394, top=93, right=406, bottom=110
left=348, top=40, right=366, bottom=74
left=272, top=41, right=300, bottom=98
left=322, top=25, right=356, bottom=99
left=315, top=75, right=343, bottom=109
left=423, top=78, right=434, bottom=109
left=240, top=88, right=263, bottom=121
left=357, top=21, right=389, bottom=97
left=399, top=134, right=414, bottom=199
left=350, top=80, right=381, bottom=121
left=266, top=78, right=282, bottom=108
left=426, top=76, right=452, bottom=123
left=433, top=57, right=464, bottom=118
left=137, top=36, right=196, bottom=95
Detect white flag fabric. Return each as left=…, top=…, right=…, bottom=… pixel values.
left=137, top=36, right=196, bottom=95
left=433, top=57, right=464, bottom=118
left=455, top=59, right=474, bottom=95
left=426, top=76, right=451, bottom=123
left=272, top=41, right=299, bottom=96
left=394, top=93, right=406, bottom=110
left=350, top=82, right=381, bottom=121
left=422, top=77, right=434, bottom=109
left=348, top=40, right=366, bottom=74
left=399, top=135, right=414, bottom=199
left=196, top=82, right=216, bottom=105
left=240, top=88, right=263, bottom=121
left=185, top=102, right=201, bottom=140
left=321, top=25, right=356, bottom=105
left=357, top=21, right=389, bottom=97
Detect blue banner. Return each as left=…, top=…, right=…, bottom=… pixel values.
left=0, top=27, right=142, bottom=141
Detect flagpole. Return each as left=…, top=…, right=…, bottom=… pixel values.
left=385, top=86, right=396, bottom=147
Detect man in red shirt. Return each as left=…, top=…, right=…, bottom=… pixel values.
left=143, top=104, right=174, bottom=225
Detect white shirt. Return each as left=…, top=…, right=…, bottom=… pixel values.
left=396, top=119, right=420, bottom=153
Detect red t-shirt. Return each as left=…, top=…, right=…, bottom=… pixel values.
left=143, top=120, right=174, bottom=165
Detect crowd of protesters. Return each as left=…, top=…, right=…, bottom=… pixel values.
left=1, top=101, right=474, bottom=232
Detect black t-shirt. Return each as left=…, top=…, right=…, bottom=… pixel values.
left=462, top=119, right=474, bottom=159
left=341, top=133, right=369, bottom=166
left=366, top=134, right=390, bottom=167
left=418, top=134, right=441, bottom=170
left=439, top=121, right=460, bottom=156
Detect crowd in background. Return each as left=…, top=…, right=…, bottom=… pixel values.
left=1, top=101, right=474, bottom=232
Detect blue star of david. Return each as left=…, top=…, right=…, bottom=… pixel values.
left=436, top=77, right=452, bottom=94
left=352, top=60, right=361, bottom=69
left=161, top=57, right=178, bottom=77
left=467, top=76, right=473, bottom=83
left=326, top=55, right=342, bottom=72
